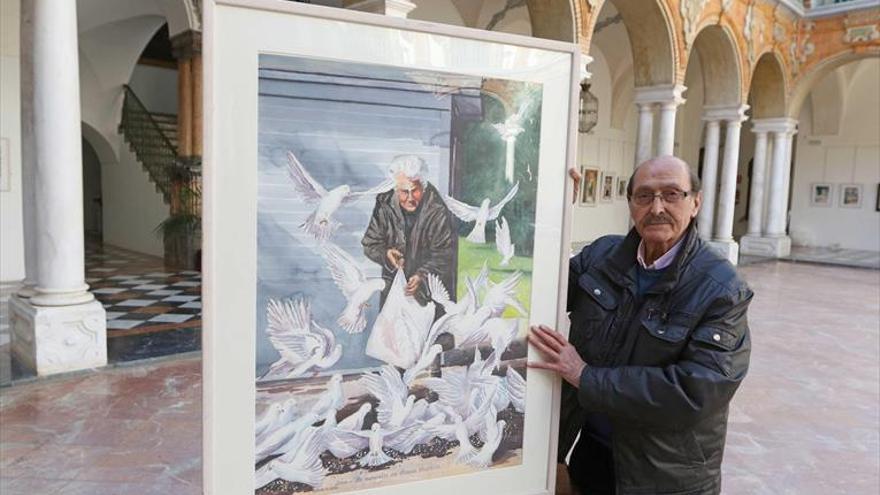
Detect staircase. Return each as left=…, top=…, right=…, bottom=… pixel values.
left=119, top=85, right=199, bottom=203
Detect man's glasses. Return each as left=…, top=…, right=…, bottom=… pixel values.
left=629, top=190, right=693, bottom=206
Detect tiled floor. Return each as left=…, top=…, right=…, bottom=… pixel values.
left=0, top=261, right=877, bottom=494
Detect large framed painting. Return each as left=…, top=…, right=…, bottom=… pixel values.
left=204, top=1, right=580, bottom=494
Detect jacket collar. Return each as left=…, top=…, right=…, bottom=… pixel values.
left=599, top=221, right=701, bottom=294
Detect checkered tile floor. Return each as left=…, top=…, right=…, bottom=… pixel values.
left=85, top=242, right=202, bottom=362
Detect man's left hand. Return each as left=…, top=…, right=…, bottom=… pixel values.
left=527, top=325, right=587, bottom=388
left=405, top=274, right=422, bottom=296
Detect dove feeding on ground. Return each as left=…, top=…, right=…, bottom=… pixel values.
left=263, top=298, right=342, bottom=380
left=285, top=151, right=393, bottom=241
left=321, top=242, right=386, bottom=333
left=495, top=216, right=515, bottom=266
left=255, top=426, right=326, bottom=489
left=467, top=419, right=507, bottom=469
left=337, top=403, right=372, bottom=431
left=444, top=182, right=519, bottom=244
left=255, top=397, right=297, bottom=439
left=360, top=365, right=419, bottom=428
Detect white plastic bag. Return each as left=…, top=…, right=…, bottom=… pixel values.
left=365, top=270, right=435, bottom=368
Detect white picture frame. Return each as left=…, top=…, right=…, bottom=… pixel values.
left=0, top=137, right=10, bottom=192
left=599, top=172, right=615, bottom=203
left=840, top=183, right=862, bottom=208
left=204, top=1, right=579, bottom=494
left=809, top=182, right=832, bottom=207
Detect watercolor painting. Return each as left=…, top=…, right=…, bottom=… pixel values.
left=253, top=54, right=544, bottom=493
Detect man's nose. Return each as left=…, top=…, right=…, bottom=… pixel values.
left=649, top=195, right=666, bottom=214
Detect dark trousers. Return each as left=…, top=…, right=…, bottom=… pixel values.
left=567, top=433, right=616, bottom=495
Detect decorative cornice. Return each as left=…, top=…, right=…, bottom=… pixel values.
left=633, top=84, right=687, bottom=105
left=703, top=104, right=750, bottom=122
left=751, top=117, right=798, bottom=133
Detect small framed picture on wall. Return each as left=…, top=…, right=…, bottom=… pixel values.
left=840, top=183, right=862, bottom=208
left=581, top=167, right=600, bottom=206
left=600, top=172, right=615, bottom=203
left=810, top=183, right=832, bottom=207
left=616, top=176, right=628, bottom=200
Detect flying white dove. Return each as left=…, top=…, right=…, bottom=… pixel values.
left=255, top=426, right=326, bottom=490
left=402, top=344, right=443, bottom=386
left=445, top=182, right=519, bottom=244
left=263, top=298, right=342, bottom=380
left=337, top=403, right=372, bottom=431
left=495, top=216, right=515, bottom=266
left=505, top=367, right=526, bottom=413
left=321, top=242, right=386, bottom=333
left=255, top=397, right=297, bottom=440
left=360, top=365, right=417, bottom=428
left=360, top=423, right=396, bottom=467
left=285, top=150, right=394, bottom=241
left=482, top=271, right=527, bottom=318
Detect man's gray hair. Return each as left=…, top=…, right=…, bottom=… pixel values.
left=626, top=155, right=702, bottom=198
left=388, top=155, right=428, bottom=181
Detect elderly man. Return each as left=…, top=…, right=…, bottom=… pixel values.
left=530, top=156, right=752, bottom=494
left=362, top=155, right=455, bottom=306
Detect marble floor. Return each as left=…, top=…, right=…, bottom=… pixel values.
left=0, top=261, right=878, bottom=494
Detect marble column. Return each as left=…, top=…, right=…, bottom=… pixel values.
left=17, top=0, right=38, bottom=298
left=657, top=101, right=680, bottom=157
left=742, top=118, right=797, bottom=258
left=635, top=103, right=654, bottom=165
left=746, top=129, right=769, bottom=236
left=779, top=131, right=796, bottom=228
left=9, top=0, right=107, bottom=376
left=697, top=118, right=721, bottom=239
left=704, top=105, right=748, bottom=265
left=634, top=84, right=685, bottom=164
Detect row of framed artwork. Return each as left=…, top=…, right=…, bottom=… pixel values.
left=579, top=166, right=628, bottom=206
left=810, top=182, right=879, bottom=210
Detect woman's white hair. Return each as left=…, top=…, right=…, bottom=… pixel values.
left=388, top=155, right=428, bottom=182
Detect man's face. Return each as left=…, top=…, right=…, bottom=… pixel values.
left=396, top=177, right=424, bottom=212
left=628, top=159, right=701, bottom=248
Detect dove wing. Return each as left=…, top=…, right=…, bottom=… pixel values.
left=321, top=243, right=366, bottom=297
left=361, top=366, right=406, bottom=425
left=425, top=272, right=451, bottom=306
left=487, top=182, right=519, bottom=220
left=266, top=299, right=322, bottom=362
left=495, top=217, right=512, bottom=254
left=286, top=151, right=327, bottom=202
left=444, top=195, right=480, bottom=222
left=344, top=177, right=395, bottom=202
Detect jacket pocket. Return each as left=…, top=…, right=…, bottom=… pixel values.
left=630, top=316, right=692, bottom=366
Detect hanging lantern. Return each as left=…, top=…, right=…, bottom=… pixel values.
left=578, top=82, right=599, bottom=134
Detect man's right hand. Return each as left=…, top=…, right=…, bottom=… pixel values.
left=569, top=167, right=581, bottom=204
left=386, top=248, right=405, bottom=269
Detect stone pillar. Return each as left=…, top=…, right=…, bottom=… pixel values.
left=706, top=105, right=748, bottom=264
left=635, top=103, right=654, bottom=166
left=172, top=31, right=202, bottom=160
left=697, top=118, right=721, bottom=239
left=657, top=101, right=680, bottom=157
left=779, top=131, right=796, bottom=228
left=634, top=84, right=686, bottom=164
left=17, top=0, right=38, bottom=298
left=343, top=0, right=417, bottom=17
left=742, top=118, right=797, bottom=258
left=746, top=129, right=769, bottom=236
left=10, top=0, right=106, bottom=376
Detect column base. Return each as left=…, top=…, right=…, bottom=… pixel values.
left=740, top=235, right=791, bottom=258
left=9, top=296, right=107, bottom=376
left=706, top=240, right=740, bottom=266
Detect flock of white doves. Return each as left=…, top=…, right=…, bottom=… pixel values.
left=253, top=152, right=532, bottom=489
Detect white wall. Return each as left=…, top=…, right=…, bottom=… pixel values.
left=0, top=0, right=24, bottom=286
left=128, top=63, right=178, bottom=114
left=571, top=48, right=638, bottom=244
left=101, top=143, right=168, bottom=256
left=790, top=59, right=880, bottom=251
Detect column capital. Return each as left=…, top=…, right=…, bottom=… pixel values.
left=171, top=30, right=202, bottom=61
left=752, top=117, right=798, bottom=134
left=634, top=84, right=686, bottom=106
left=703, top=104, right=749, bottom=123
left=580, top=55, right=594, bottom=82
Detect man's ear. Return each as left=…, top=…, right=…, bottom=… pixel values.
left=692, top=191, right=703, bottom=218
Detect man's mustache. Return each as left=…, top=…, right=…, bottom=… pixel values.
left=643, top=215, right=673, bottom=225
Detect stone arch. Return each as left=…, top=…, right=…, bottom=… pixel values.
left=588, top=0, right=678, bottom=87
left=789, top=51, right=880, bottom=118
left=81, top=121, right=119, bottom=168
left=687, top=24, right=744, bottom=107
left=749, top=52, right=787, bottom=119
left=525, top=0, right=578, bottom=42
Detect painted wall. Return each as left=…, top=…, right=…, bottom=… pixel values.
left=789, top=59, right=880, bottom=251
left=128, top=63, right=178, bottom=115
left=0, top=0, right=24, bottom=285
left=571, top=48, right=638, bottom=246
